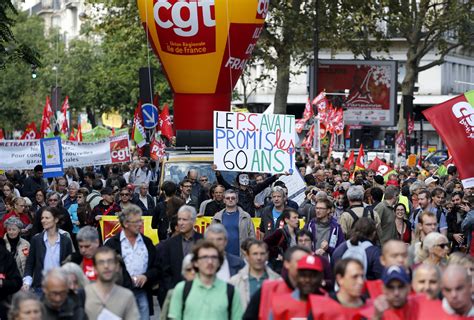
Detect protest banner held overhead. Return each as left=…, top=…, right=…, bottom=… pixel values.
left=0, top=134, right=131, bottom=171
left=213, top=111, right=296, bottom=174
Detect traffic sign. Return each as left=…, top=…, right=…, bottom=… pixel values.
left=141, top=103, right=158, bottom=129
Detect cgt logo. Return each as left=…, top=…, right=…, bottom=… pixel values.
left=110, top=139, right=131, bottom=163
left=256, top=0, right=269, bottom=19
left=154, top=0, right=215, bottom=37
left=452, top=101, right=474, bottom=138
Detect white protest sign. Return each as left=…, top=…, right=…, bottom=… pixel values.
left=0, top=135, right=130, bottom=171
left=278, top=173, right=307, bottom=205
left=213, top=111, right=296, bottom=174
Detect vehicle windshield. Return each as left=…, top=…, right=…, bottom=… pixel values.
left=163, top=162, right=238, bottom=185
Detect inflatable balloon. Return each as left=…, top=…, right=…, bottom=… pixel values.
left=137, top=0, right=268, bottom=134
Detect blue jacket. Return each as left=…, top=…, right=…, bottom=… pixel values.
left=305, top=217, right=344, bottom=255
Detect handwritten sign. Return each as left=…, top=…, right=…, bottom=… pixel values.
left=213, top=111, right=296, bottom=174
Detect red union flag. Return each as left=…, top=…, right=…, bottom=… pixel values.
left=423, top=90, right=474, bottom=188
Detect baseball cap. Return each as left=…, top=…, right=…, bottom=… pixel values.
left=101, top=187, right=114, bottom=195
left=424, top=176, right=438, bottom=186
left=382, top=266, right=410, bottom=285
left=297, top=255, right=323, bottom=272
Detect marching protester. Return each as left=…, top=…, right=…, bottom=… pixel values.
left=204, top=224, right=245, bottom=281
left=3, top=217, right=30, bottom=276
left=167, top=240, right=243, bottom=319
left=152, top=180, right=184, bottom=241
left=212, top=189, right=256, bottom=257
left=411, top=263, right=441, bottom=299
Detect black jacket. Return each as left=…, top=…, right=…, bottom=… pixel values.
left=152, top=201, right=169, bottom=241
left=24, top=231, right=73, bottom=288
left=260, top=205, right=286, bottom=236
left=157, top=232, right=203, bottom=293
left=105, top=232, right=160, bottom=315
left=216, top=174, right=278, bottom=217
left=41, top=292, right=86, bottom=320
left=0, top=240, right=22, bottom=320
left=132, top=194, right=156, bottom=216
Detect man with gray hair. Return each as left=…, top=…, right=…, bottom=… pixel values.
left=205, top=223, right=245, bottom=281
left=64, top=226, right=100, bottom=281
left=157, top=205, right=203, bottom=305
left=105, top=204, right=159, bottom=320
left=212, top=189, right=256, bottom=257
left=41, top=268, right=86, bottom=319
left=411, top=263, right=441, bottom=300
left=339, top=185, right=381, bottom=237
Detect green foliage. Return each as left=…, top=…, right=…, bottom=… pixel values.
left=0, top=0, right=41, bottom=69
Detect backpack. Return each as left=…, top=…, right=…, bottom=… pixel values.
left=346, top=207, right=375, bottom=226
left=181, top=280, right=234, bottom=318
left=342, top=240, right=373, bottom=276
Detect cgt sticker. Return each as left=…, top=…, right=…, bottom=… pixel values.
left=110, top=137, right=131, bottom=163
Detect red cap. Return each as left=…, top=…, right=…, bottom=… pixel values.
left=297, top=255, right=323, bottom=272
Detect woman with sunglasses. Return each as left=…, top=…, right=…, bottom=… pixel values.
left=415, top=232, right=450, bottom=267
left=31, top=192, right=73, bottom=237
left=0, top=197, right=32, bottom=239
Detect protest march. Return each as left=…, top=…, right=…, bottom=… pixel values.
left=1, top=0, right=474, bottom=318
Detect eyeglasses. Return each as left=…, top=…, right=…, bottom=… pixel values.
left=200, top=178, right=208, bottom=182
left=48, top=199, right=59, bottom=202
left=197, top=255, right=219, bottom=261
left=436, top=243, right=449, bottom=249
left=120, top=193, right=130, bottom=196
left=185, top=268, right=194, bottom=272
left=225, top=197, right=236, bottom=200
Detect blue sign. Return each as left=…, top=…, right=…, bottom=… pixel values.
left=40, top=137, right=64, bottom=178
left=141, top=103, right=159, bottom=129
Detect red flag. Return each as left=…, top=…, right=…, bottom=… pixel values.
left=333, top=107, right=344, bottom=136
left=395, top=130, right=406, bottom=155
left=68, top=128, right=76, bottom=141
left=355, top=144, right=365, bottom=170
left=344, top=150, right=355, bottom=170
left=159, top=104, right=174, bottom=140
left=20, top=122, right=39, bottom=140
left=313, top=91, right=328, bottom=115
left=407, top=114, right=415, bottom=134
left=40, top=96, right=53, bottom=138
left=301, top=123, right=315, bottom=152
left=369, top=157, right=394, bottom=177
left=77, top=124, right=82, bottom=142
left=0, top=129, right=4, bottom=140
left=422, top=91, right=474, bottom=188
left=296, top=98, right=314, bottom=134
left=60, top=96, right=69, bottom=134
left=150, top=137, right=166, bottom=160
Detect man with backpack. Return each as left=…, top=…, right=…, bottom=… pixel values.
left=339, top=186, right=381, bottom=238
left=168, top=240, right=243, bottom=320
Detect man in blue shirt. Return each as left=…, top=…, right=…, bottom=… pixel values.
left=212, top=189, right=256, bottom=257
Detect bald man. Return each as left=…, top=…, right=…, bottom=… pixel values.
left=441, top=265, right=474, bottom=317
left=380, top=240, right=408, bottom=269
left=412, top=264, right=441, bottom=300
left=367, top=240, right=409, bottom=299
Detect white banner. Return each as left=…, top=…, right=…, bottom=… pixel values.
left=0, top=135, right=131, bottom=171
left=214, top=111, right=296, bottom=174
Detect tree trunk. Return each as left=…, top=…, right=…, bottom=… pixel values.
left=273, top=54, right=291, bottom=114
left=397, top=47, right=418, bottom=132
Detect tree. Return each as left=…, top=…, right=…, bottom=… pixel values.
left=379, top=0, right=473, bottom=131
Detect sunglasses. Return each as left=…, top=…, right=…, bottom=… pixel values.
left=120, top=193, right=130, bottom=196
left=437, top=243, right=449, bottom=249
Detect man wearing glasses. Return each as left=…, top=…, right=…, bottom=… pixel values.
left=212, top=189, right=256, bottom=257
left=168, top=240, right=243, bottom=320
left=179, top=179, right=199, bottom=210
left=105, top=204, right=159, bottom=320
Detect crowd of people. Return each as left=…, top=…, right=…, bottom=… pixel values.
left=0, top=151, right=473, bottom=319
